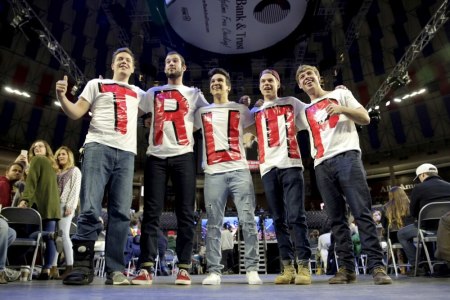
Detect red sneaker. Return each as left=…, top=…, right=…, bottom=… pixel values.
left=175, top=269, right=191, bottom=285
left=131, top=269, right=152, bottom=285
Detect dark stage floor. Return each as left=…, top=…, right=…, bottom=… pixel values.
left=1, top=274, right=449, bottom=300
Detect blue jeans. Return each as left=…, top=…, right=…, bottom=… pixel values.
left=0, top=218, right=16, bottom=270
left=315, top=150, right=384, bottom=272
left=262, top=167, right=311, bottom=264
left=140, top=153, right=196, bottom=268
left=42, top=220, right=57, bottom=269
left=204, top=169, right=259, bottom=274
left=73, top=142, right=135, bottom=273
left=397, top=224, right=418, bottom=265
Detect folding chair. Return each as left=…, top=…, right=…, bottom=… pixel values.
left=164, top=249, right=178, bottom=276
left=414, top=201, right=450, bottom=276
left=386, top=225, right=409, bottom=276
left=2, top=207, right=43, bottom=281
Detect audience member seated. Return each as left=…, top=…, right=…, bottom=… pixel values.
left=372, top=209, right=387, bottom=251
left=383, top=186, right=414, bottom=275
left=397, top=163, right=450, bottom=276
left=434, top=211, right=450, bottom=277
left=0, top=216, right=20, bottom=283
left=0, top=162, right=24, bottom=208
left=308, top=229, right=320, bottom=249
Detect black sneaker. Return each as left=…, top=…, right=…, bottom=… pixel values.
left=406, top=266, right=427, bottom=277
left=372, top=266, right=393, bottom=284
left=329, top=268, right=356, bottom=284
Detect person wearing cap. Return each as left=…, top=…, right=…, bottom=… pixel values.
left=0, top=162, right=24, bottom=208
left=251, top=69, right=312, bottom=285
left=296, top=64, right=392, bottom=285
left=397, top=163, right=450, bottom=275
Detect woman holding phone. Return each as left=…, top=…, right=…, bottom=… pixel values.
left=18, top=140, right=60, bottom=279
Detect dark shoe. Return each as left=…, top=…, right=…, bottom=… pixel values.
left=329, top=268, right=357, bottom=284
left=63, top=240, right=95, bottom=285
left=372, top=266, right=392, bottom=285
left=37, top=269, right=50, bottom=280
left=406, top=266, right=427, bottom=277
left=60, top=266, right=73, bottom=280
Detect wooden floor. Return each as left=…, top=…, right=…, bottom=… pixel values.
left=1, top=273, right=449, bottom=300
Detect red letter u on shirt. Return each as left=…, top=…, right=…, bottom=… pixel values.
left=201, top=110, right=241, bottom=165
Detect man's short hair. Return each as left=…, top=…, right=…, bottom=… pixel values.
left=208, top=68, right=231, bottom=88
left=7, top=162, right=24, bottom=172
left=295, top=65, right=320, bottom=84
left=166, top=51, right=186, bottom=66
left=112, top=47, right=135, bottom=64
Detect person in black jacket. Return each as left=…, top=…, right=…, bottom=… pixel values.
left=397, top=163, right=450, bottom=275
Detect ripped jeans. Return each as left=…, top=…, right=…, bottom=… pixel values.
left=204, top=169, right=259, bottom=274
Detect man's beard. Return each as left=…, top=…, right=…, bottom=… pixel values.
left=166, top=70, right=182, bottom=79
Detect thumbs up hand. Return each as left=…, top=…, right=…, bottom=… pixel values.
left=56, top=75, right=68, bottom=98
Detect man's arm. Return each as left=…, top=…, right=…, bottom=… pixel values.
left=326, top=104, right=370, bottom=125
left=55, top=75, right=91, bottom=120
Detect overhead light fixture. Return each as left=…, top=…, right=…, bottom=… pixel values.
left=394, top=98, right=402, bottom=103
left=385, top=101, right=391, bottom=106
left=4, top=86, right=31, bottom=98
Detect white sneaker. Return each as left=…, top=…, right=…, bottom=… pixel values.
left=202, top=273, right=221, bottom=285
left=246, top=271, right=263, bottom=285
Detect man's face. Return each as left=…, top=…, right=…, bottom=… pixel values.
left=111, top=52, right=135, bottom=77
left=259, top=73, right=279, bottom=100
left=5, top=164, right=23, bottom=182
left=297, top=68, right=320, bottom=91
left=164, top=54, right=186, bottom=79
left=209, top=74, right=229, bottom=97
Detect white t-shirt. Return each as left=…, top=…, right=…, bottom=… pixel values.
left=194, top=102, right=254, bottom=174
left=140, top=84, right=209, bottom=158
left=298, top=89, right=363, bottom=167
left=80, top=79, right=144, bottom=154
left=251, top=96, right=306, bottom=177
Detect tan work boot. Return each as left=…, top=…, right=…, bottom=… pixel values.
left=372, top=266, right=392, bottom=285
left=329, top=267, right=357, bottom=284
left=295, top=263, right=312, bottom=285
left=274, top=264, right=296, bottom=284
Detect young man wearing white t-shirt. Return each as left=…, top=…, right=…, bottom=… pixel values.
left=132, top=51, right=209, bottom=286
left=251, top=69, right=312, bottom=285
left=193, top=68, right=262, bottom=286
left=296, top=64, right=392, bottom=285
left=55, top=47, right=144, bottom=285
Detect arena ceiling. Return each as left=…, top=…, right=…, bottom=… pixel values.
left=0, top=0, right=449, bottom=177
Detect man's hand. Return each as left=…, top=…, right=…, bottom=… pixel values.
left=55, top=75, right=68, bottom=99
left=335, top=85, right=348, bottom=90
left=325, top=102, right=344, bottom=116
